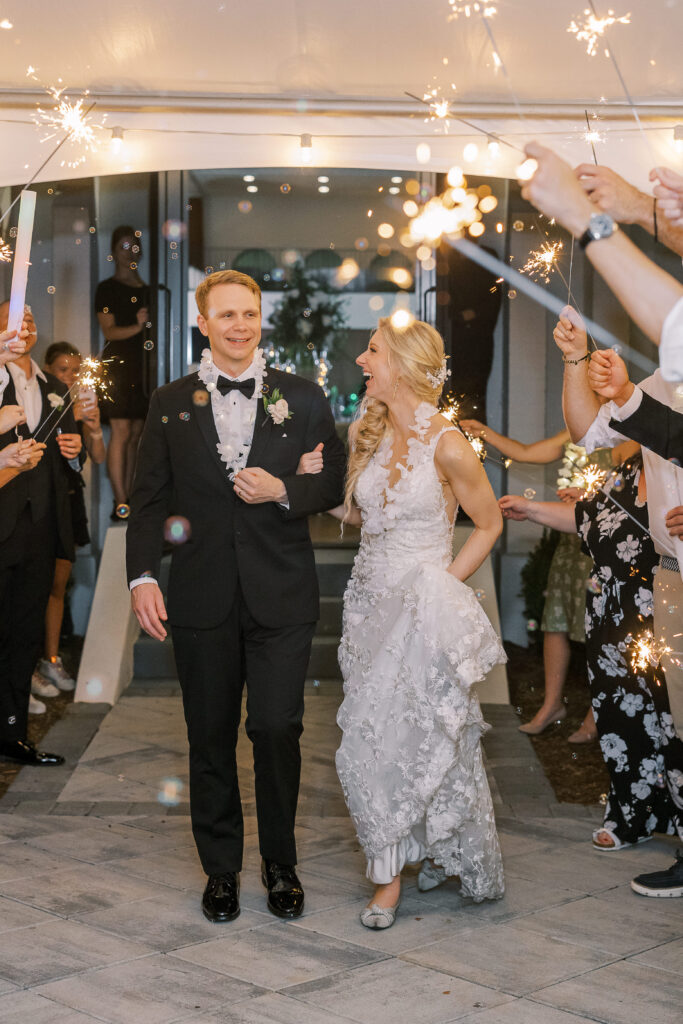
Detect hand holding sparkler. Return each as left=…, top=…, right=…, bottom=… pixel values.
left=498, top=494, right=532, bottom=521
left=557, top=486, right=584, bottom=504
left=0, top=439, right=45, bottom=473
left=520, top=143, right=594, bottom=237
left=553, top=305, right=588, bottom=360
left=459, top=418, right=486, bottom=438
left=575, top=163, right=650, bottom=226
left=650, top=167, right=683, bottom=229
left=0, top=322, right=30, bottom=365
left=587, top=348, right=633, bottom=403
left=0, top=405, right=26, bottom=435
left=665, top=505, right=683, bottom=539
left=55, top=432, right=82, bottom=460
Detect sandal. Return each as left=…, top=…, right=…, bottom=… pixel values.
left=592, top=828, right=653, bottom=852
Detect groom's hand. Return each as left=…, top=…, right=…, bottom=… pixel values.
left=131, top=582, right=168, bottom=641
left=233, top=467, right=287, bottom=504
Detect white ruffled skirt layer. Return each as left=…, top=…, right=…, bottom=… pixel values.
left=337, top=562, right=506, bottom=900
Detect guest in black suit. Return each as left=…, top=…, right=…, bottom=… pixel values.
left=127, top=270, right=346, bottom=923
left=0, top=302, right=82, bottom=765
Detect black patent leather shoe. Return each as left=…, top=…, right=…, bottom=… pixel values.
left=202, top=872, right=240, bottom=922
left=261, top=859, right=304, bottom=918
left=0, top=740, right=64, bottom=766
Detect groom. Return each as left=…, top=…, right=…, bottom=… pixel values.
left=127, top=269, right=346, bottom=922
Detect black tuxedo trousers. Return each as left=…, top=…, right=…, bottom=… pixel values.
left=127, top=368, right=346, bottom=872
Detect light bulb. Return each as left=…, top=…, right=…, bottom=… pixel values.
left=300, top=134, right=313, bottom=164
left=110, top=126, right=124, bottom=155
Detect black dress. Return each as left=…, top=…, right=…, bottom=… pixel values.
left=95, top=277, right=152, bottom=420
left=575, top=457, right=683, bottom=844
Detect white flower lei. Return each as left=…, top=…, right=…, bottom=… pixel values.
left=197, top=346, right=267, bottom=479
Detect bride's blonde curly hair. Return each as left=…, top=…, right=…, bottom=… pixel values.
left=344, top=317, right=447, bottom=516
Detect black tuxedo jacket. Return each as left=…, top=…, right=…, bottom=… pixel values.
left=609, top=388, right=683, bottom=463
left=126, top=367, right=347, bottom=629
left=0, top=369, right=77, bottom=560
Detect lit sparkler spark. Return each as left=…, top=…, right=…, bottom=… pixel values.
left=34, top=86, right=104, bottom=168
left=441, top=398, right=461, bottom=423
left=0, top=237, right=12, bottom=263
left=421, top=86, right=458, bottom=131
left=628, top=630, right=672, bottom=672
left=584, top=128, right=605, bottom=145
left=447, top=1, right=497, bottom=20
left=568, top=8, right=631, bottom=57
left=520, top=241, right=563, bottom=285
left=77, top=356, right=111, bottom=401
left=581, top=463, right=607, bottom=497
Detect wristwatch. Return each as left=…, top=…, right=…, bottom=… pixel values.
left=578, top=213, right=618, bottom=249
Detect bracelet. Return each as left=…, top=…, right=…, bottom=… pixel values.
left=562, top=352, right=590, bottom=365
left=88, top=429, right=103, bottom=439
left=653, top=197, right=658, bottom=244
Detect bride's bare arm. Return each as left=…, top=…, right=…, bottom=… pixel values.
left=435, top=430, right=503, bottom=582
left=326, top=503, right=362, bottom=525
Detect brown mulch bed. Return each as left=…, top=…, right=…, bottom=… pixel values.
left=0, top=637, right=82, bottom=800
left=506, top=640, right=609, bottom=805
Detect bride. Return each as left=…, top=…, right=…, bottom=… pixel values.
left=310, top=316, right=506, bottom=929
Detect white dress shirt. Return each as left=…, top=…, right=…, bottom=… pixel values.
left=580, top=368, right=683, bottom=579
left=0, top=365, right=8, bottom=403
left=8, top=358, right=46, bottom=432
left=660, top=295, right=683, bottom=383
left=130, top=355, right=281, bottom=593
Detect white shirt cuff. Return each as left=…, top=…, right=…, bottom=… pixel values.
left=130, top=577, right=158, bottom=590
left=609, top=386, right=643, bottom=421
left=0, top=365, right=8, bottom=403
left=660, top=295, right=683, bottom=382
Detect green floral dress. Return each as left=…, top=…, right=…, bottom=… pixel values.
left=540, top=446, right=613, bottom=641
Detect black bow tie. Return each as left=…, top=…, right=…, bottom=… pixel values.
left=215, top=376, right=256, bottom=399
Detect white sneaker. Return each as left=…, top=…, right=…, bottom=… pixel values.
left=31, top=671, right=59, bottom=699
left=29, top=695, right=46, bottom=715
left=37, top=657, right=75, bottom=692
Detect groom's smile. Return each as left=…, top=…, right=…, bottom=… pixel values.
left=197, top=281, right=262, bottom=377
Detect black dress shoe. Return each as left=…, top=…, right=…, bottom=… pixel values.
left=202, top=872, right=240, bottom=922
left=0, top=740, right=64, bottom=766
left=261, top=859, right=304, bottom=918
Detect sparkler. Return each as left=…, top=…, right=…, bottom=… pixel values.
left=34, top=86, right=104, bottom=168
left=447, top=1, right=497, bottom=19
left=628, top=631, right=672, bottom=672
left=568, top=8, right=631, bottom=56
left=34, top=357, right=110, bottom=444
left=580, top=463, right=608, bottom=497
left=520, top=241, right=564, bottom=285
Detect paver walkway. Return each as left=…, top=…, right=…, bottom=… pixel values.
left=0, top=680, right=680, bottom=1024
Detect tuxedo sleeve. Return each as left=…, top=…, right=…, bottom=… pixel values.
left=126, top=390, right=173, bottom=584
left=609, top=387, right=683, bottom=462
left=278, top=388, right=346, bottom=520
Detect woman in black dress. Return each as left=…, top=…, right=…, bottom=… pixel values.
left=95, top=225, right=151, bottom=520
left=500, top=457, right=683, bottom=851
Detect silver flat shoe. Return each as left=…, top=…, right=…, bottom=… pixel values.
left=417, top=861, right=447, bottom=892
left=359, top=901, right=400, bottom=929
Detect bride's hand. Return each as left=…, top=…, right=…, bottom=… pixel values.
left=297, top=442, right=324, bottom=475
left=498, top=494, right=531, bottom=521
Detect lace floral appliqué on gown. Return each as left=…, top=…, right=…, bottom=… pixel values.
left=336, top=403, right=506, bottom=900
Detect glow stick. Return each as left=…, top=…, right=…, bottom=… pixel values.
left=7, top=190, right=36, bottom=337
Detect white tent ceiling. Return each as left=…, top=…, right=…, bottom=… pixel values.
left=0, top=0, right=682, bottom=188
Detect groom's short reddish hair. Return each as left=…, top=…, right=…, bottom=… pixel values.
left=195, top=269, right=261, bottom=317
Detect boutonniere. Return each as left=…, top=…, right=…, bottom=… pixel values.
left=47, top=392, right=64, bottom=410
left=263, top=388, right=292, bottom=425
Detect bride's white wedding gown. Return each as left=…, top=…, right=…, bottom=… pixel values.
left=336, top=403, right=506, bottom=900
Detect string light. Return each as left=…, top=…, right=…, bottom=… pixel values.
left=110, top=126, right=124, bottom=155
left=447, top=1, right=497, bottom=20
left=567, top=8, right=632, bottom=57
left=299, top=133, right=313, bottom=164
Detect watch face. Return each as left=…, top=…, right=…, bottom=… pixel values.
left=589, top=213, right=614, bottom=240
